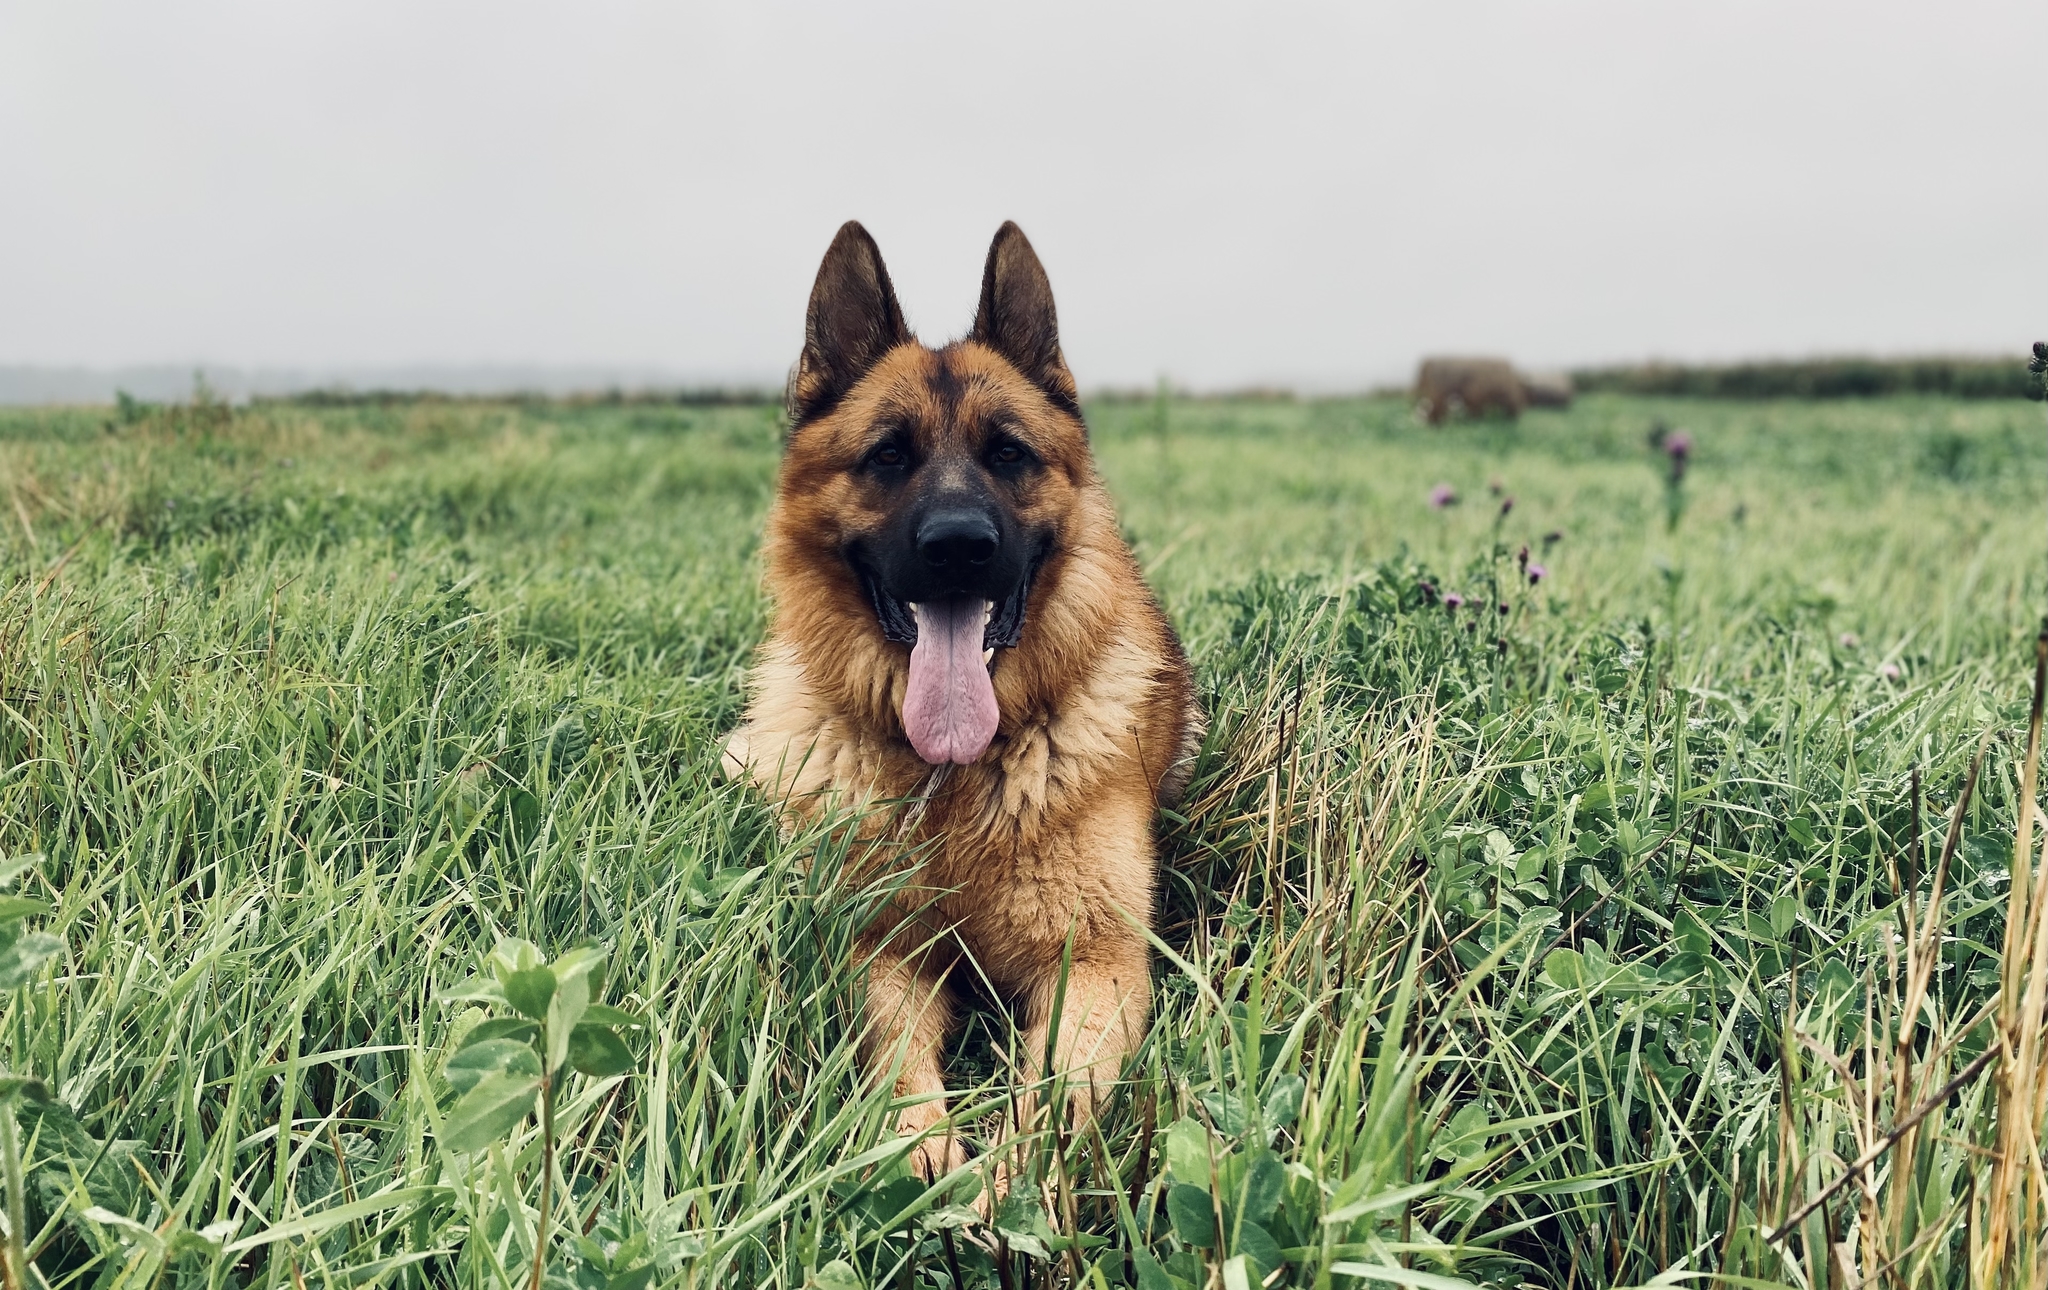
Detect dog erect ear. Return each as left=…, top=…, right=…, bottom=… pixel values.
left=789, top=221, right=911, bottom=427
left=971, top=222, right=1080, bottom=418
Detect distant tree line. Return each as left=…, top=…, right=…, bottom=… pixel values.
left=252, top=386, right=779, bottom=409
left=1572, top=355, right=2045, bottom=400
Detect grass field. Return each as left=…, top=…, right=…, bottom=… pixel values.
left=3, top=389, right=2048, bottom=1289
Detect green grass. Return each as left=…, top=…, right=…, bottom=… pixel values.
left=1, top=390, right=2045, bottom=1289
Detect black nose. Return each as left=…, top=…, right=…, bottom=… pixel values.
left=916, top=510, right=998, bottom=569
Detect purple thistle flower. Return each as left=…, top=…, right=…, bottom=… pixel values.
left=1839, top=632, right=1860, bottom=649
left=1443, top=592, right=1465, bottom=610
left=1429, top=484, right=1458, bottom=509
left=1517, top=544, right=1530, bottom=572
left=1879, top=662, right=1902, bottom=681
left=1663, top=430, right=1694, bottom=487
left=1527, top=563, right=1547, bottom=584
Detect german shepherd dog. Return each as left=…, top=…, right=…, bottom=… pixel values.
left=723, top=221, right=1201, bottom=1184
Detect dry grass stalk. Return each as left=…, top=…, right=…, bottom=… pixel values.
left=1762, top=738, right=1997, bottom=1286
left=1976, top=626, right=2048, bottom=1287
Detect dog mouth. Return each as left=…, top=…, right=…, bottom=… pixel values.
left=856, top=558, right=1040, bottom=766
left=899, top=598, right=999, bottom=765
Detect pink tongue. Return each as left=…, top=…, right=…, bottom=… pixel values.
left=902, top=598, right=999, bottom=765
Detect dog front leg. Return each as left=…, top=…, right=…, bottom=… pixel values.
left=1013, top=930, right=1151, bottom=1140
left=858, top=946, right=967, bottom=1182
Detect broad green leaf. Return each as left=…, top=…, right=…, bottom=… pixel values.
left=0, top=932, right=62, bottom=989
left=1770, top=893, right=1799, bottom=939
left=1483, top=829, right=1513, bottom=867
left=990, top=1193, right=1057, bottom=1260
left=1674, top=906, right=1713, bottom=957
left=915, top=1205, right=982, bottom=1233
left=440, top=974, right=511, bottom=1008
left=607, top=1264, right=656, bottom=1290
left=1166, top=1183, right=1216, bottom=1246
left=81, top=1206, right=163, bottom=1252
left=489, top=938, right=544, bottom=981
left=1660, top=952, right=1708, bottom=983
left=1543, top=948, right=1586, bottom=990
left=810, top=1259, right=862, bottom=1290
left=1222, top=1254, right=1254, bottom=1290
left=503, top=967, right=556, bottom=1020
left=610, top=1231, right=651, bottom=1267
left=1236, top=1221, right=1285, bottom=1276
left=457, top=1018, right=539, bottom=1049
left=0, top=856, right=41, bottom=890
left=1615, top=819, right=1640, bottom=859
left=1434, top=1101, right=1491, bottom=1161
left=168, top=1219, right=239, bottom=1258
left=1236, top=1148, right=1285, bottom=1225
left=551, top=943, right=607, bottom=989
left=444, top=1038, right=542, bottom=1093
left=547, top=968, right=590, bottom=1071
left=568, top=1023, right=635, bottom=1078
left=1816, top=958, right=1857, bottom=1006
left=1199, top=1088, right=1248, bottom=1136
left=0, top=1077, right=50, bottom=1102
left=547, top=715, right=592, bottom=769
left=1163, top=1116, right=1211, bottom=1185
left=582, top=1003, right=644, bottom=1028
left=1132, top=1250, right=1179, bottom=1290
left=572, top=1234, right=609, bottom=1269
left=1262, top=1074, right=1305, bottom=1129
left=852, top=1174, right=922, bottom=1228
left=0, top=897, right=50, bottom=924
left=439, top=1072, right=541, bottom=1153
left=507, top=789, right=542, bottom=845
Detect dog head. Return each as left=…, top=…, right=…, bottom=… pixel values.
left=772, top=221, right=1093, bottom=766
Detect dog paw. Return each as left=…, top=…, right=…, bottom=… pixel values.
left=906, top=1131, right=970, bottom=1185
left=970, top=1158, right=1013, bottom=1220
left=717, top=728, right=752, bottom=783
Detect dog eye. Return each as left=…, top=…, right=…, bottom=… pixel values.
left=867, top=445, right=908, bottom=469
left=989, top=443, right=1027, bottom=466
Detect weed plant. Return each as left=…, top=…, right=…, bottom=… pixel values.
left=1, top=391, right=2046, bottom=1287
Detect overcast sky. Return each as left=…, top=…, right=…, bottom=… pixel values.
left=3, top=2, right=2043, bottom=391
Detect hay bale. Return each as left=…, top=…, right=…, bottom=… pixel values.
left=1415, top=357, right=1528, bottom=425
left=1519, top=370, right=1574, bottom=408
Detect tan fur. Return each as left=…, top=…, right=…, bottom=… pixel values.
left=726, top=225, right=1200, bottom=1185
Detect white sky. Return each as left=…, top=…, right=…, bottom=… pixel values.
left=3, top=1, right=2043, bottom=390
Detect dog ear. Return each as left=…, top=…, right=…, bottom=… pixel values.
left=971, top=222, right=1079, bottom=418
left=789, top=221, right=911, bottom=427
